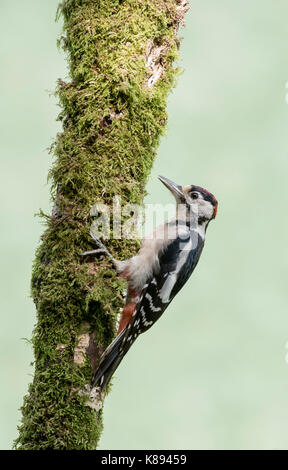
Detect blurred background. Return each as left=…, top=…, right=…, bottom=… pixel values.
left=1, top=0, right=288, bottom=450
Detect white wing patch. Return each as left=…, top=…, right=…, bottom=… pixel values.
left=159, top=273, right=177, bottom=303
left=159, top=237, right=193, bottom=304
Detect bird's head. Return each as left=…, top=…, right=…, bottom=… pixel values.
left=158, top=175, right=218, bottom=227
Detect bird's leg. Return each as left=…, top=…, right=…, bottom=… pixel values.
left=80, top=234, right=119, bottom=269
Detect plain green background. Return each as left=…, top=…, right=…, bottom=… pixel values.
left=1, top=0, right=288, bottom=450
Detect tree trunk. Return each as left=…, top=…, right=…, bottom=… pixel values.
left=15, top=0, right=189, bottom=450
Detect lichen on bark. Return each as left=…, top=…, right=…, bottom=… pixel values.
left=15, top=0, right=189, bottom=450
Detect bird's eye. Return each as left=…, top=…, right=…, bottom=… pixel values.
left=191, top=192, right=199, bottom=200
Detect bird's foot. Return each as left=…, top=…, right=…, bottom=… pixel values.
left=80, top=233, right=118, bottom=268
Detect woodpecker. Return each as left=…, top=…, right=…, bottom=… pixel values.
left=81, top=175, right=218, bottom=391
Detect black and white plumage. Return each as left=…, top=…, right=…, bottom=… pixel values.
left=127, top=229, right=204, bottom=337
left=82, top=176, right=218, bottom=391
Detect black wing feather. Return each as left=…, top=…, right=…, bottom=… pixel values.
left=124, top=231, right=204, bottom=340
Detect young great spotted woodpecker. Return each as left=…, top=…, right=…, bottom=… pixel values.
left=81, top=176, right=218, bottom=391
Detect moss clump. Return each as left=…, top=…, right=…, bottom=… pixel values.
left=15, top=0, right=187, bottom=450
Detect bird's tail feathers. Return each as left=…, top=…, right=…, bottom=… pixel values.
left=92, top=328, right=127, bottom=391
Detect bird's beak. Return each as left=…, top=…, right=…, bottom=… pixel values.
left=158, top=175, right=184, bottom=202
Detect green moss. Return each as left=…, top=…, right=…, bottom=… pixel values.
left=15, top=0, right=184, bottom=450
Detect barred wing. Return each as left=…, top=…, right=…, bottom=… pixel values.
left=122, top=231, right=204, bottom=349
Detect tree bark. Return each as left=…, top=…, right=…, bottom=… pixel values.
left=15, top=0, right=189, bottom=450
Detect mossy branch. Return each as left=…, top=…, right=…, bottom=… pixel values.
left=15, top=0, right=189, bottom=450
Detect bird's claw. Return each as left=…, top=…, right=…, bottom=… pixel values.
left=80, top=234, right=117, bottom=267
left=79, top=248, right=107, bottom=257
